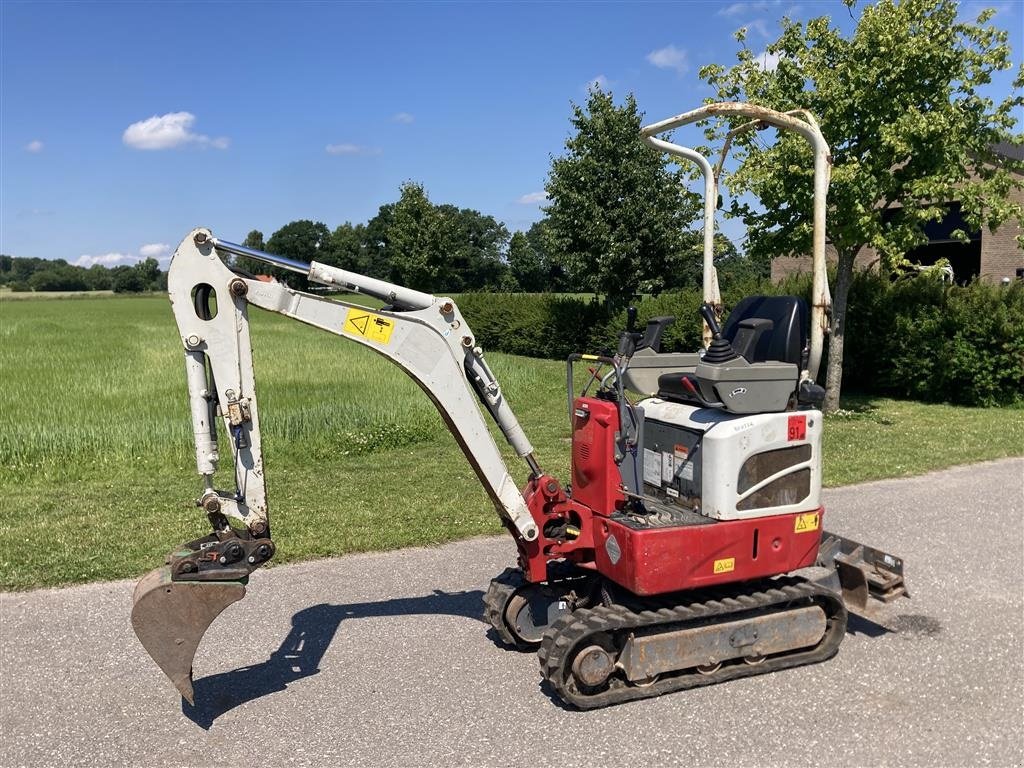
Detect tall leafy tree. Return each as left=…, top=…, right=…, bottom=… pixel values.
left=506, top=231, right=548, bottom=292
left=387, top=182, right=450, bottom=290
left=363, top=203, right=396, bottom=279
left=436, top=205, right=509, bottom=290
left=243, top=230, right=265, bottom=251
left=327, top=222, right=372, bottom=273
left=544, top=88, right=699, bottom=303
left=667, top=232, right=747, bottom=290
left=525, top=220, right=567, bottom=291
left=232, top=229, right=267, bottom=276
left=700, top=0, right=1023, bottom=411
left=264, top=220, right=331, bottom=287
left=385, top=183, right=511, bottom=292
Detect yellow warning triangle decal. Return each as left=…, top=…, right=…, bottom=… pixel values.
left=348, top=314, right=370, bottom=334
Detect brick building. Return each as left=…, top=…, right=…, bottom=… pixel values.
left=772, top=143, right=1024, bottom=284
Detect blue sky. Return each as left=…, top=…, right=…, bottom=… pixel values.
left=2, top=0, right=1020, bottom=267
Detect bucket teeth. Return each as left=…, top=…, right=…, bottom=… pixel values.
left=130, top=566, right=246, bottom=704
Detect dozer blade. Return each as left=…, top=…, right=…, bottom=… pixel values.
left=130, top=566, right=245, bottom=704
left=818, top=531, right=909, bottom=617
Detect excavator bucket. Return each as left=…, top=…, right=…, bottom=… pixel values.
left=130, top=566, right=246, bottom=704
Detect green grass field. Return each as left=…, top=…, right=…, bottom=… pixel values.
left=1, top=295, right=1021, bottom=590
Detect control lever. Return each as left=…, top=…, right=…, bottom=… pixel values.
left=616, top=306, right=643, bottom=360
left=699, top=302, right=723, bottom=338
left=699, top=302, right=739, bottom=364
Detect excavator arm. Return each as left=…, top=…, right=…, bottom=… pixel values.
left=132, top=228, right=540, bottom=703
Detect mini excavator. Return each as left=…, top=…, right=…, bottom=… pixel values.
left=132, top=103, right=908, bottom=709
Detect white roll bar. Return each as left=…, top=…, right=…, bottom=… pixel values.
left=640, top=102, right=833, bottom=383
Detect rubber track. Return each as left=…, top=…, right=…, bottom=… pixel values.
left=482, top=567, right=532, bottom=650
left=538, top=576, right=847, bottom=709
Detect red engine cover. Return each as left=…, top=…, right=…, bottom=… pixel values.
left=593, top=508, right=824, bottom=596
left=570, top=397, right=626, bottom=516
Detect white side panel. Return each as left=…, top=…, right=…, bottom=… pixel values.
left=640, top=398, right=823, bottom=521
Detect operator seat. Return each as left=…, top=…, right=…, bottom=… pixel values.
left=656, top=295, right=809, bottom=409
left=721, top=295, right=808, bottom=367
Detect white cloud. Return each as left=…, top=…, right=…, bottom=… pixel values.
left=585, top=74, right=610, bottom=91
left=74, top=252, right=136, bottom=268
left=756, top=49, right=782, bottom=71
left=25, top=140, right=44, bottom=153
left=392, top=112, right=415, bottom=124
left=76, top=242, right=174, bottom=268
left=16, top=208, right=55, bottom=218
left=646, top=45, right=689, bottom=75
left=718, top=1, right=773, bottom=17
left=960, top=1, right=1012, bottom=21
left=139, top=243, right=171, bottom=258
left=325, top=143, right=381, bottom=156
left=517, top=191, right=548, bottom=205
left=742, top=18, right=770, bottom=38
left=122, top=112, right=229, bottom=150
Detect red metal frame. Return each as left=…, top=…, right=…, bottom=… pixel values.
left=592, top=508, right=823, bottom=595
left=513, top=396, right=823, bottom=597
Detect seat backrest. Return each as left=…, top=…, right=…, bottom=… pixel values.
left=722, top=295, right=807, bottom=367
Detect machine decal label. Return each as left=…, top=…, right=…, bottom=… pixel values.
left=787, top=415, right=807, bottom=441
left=643, top=449, right=662, bottom=486
left=605, top=534, right=622, bottom=565
left=713, top=557, right=735, bottom=574
left=794, top=512, right=820, bottom=533
left=661, top=452, right=675, bottom=483
left=344, top=309, right=395, bottom=345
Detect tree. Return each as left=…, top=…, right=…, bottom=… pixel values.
left=506, top=231, right=547, bottom=292
left=386, top=183, right=509, bottom=292
left=700, top=0, right=1023, bottom=411
left=29, top=266, right=88, bottom=292
left=544, top=88, right=700, bottom=304
left=526, top=220, right=568, bottom=291
left=135, top=258, right=161, bottom=289
left=111, top=265, right=148, bottom=293
left=231, top=230, right=267, bottom=276
left=85, top=264, right=112, bottom=291
left=667, top=232, right=747, bottom=290
left=243, top=229, right=265, bottom=251
left=363, top=203, right=396, bottom=279
left=387, top=182, right=450, bottom=290
left=326, top=222, right=372, bottom=274
left=265, top=220, right=331, bottom=287
left=436, top=205, right=509, bottom=291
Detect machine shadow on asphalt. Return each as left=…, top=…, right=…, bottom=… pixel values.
left=182, top=590, right=485, bottom=729
left=181, top=587, right=900, bottom=727
left=845, top=613, right=894, bottom=638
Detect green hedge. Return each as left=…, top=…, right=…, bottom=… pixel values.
left=459, top=274, right=1024, bottom=407
left=846, top=274, right=1024, bottom=406
left=455, top=293, right=610, bottom=360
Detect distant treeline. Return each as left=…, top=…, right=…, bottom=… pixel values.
left=231, top=181, right=752, bottom=296
left=0, top=255, right=165, bottom=293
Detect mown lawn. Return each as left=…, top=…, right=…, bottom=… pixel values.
left=1, top=295, right=1020, bottom=589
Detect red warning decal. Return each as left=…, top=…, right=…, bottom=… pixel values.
left=787, top=414, right=807, bottom=441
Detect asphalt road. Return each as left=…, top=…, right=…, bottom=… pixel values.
left=2, top=458, right=1022, bottom=768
